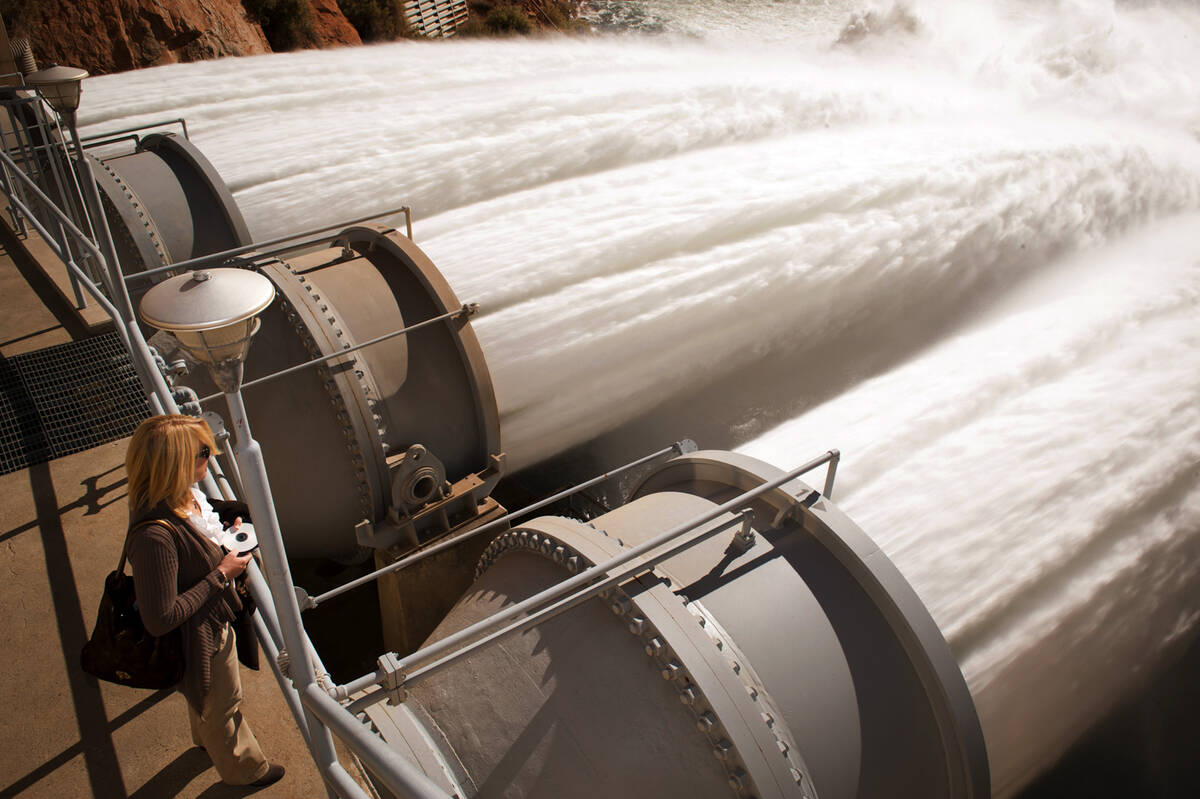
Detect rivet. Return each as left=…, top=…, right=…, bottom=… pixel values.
left=696, top=712, right=716, bottom=733
left=761, top=712, right=774, bottom=727
left=645, top=638, right=664, bottom=657
left=628, top=617, right=646, bottom=635
left=679, top=686, right=697, bottom=706
left=777, top=740, right=789, bottom=755
left=661, top=662, right=680, bottom=680
left=727, top=769, right=748, bottom=791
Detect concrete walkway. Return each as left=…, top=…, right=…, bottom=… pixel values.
left=0, top=233, right=374, bottom=798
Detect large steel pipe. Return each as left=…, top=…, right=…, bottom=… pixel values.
left=166, top=225, right=502, bottom=560
left=367, top=451, right=989, bottom=799
left=93, top=132, right=251, bottom=283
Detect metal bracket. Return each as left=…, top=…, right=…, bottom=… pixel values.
left=172, top=385, right=201, bottom=416
left=200, top=410, right=227, bottom=438
left=729, top=508, right=756, bottom=554
left=353, top=518, right=377, bottom=549
left=276, top=648, right=291, bottom=680
left=295, top=585, right=316, bottom=611
left=378, top=651, right=408, bottom=706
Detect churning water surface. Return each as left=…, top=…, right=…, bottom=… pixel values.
left=81, top=1, right=1200, bottom=795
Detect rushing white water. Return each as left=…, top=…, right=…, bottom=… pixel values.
left=79, top=1, right=1200, bottom=795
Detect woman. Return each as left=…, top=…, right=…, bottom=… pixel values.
left=125, top=414, right=285, bottom=787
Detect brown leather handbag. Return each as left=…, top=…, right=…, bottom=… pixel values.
left=80, top=523, right=184, bottom=689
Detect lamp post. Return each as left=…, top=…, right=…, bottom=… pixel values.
left=25, top=64, right=128, bottom=300
left=24, top=65, right=91, bottom=226
left=24, top=65, right=95, bottom=305
left=139, top=268, right=344, bottom=796
left=24, top=64, right=87, bottom=142
left=25, top=63, right=178, bottom=418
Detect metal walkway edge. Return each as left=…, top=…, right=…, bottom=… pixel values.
left=0, top=330, right=149, bottom=474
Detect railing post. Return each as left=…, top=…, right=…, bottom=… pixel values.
left=223, top=389, right=347, bottom=797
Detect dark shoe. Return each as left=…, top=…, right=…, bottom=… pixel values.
left=250, top=764, right=285, bottom=787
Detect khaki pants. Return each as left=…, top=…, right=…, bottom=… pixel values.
left=188, top=624, right=269, bottom=785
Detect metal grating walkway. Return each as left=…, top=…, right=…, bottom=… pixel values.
left=0, top=331, right=150, bottom=474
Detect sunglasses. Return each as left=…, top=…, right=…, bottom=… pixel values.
left=196, top=445, right=211, bottom=461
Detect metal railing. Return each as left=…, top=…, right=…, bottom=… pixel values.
left=198, top=301, right=475, bottom=406
left=0, top=91, right=104, bottom=303
left=335, top=449, right=840, bottom=710
left=307, top=442, right=695, bottom=611
left=0, top=123, right=423, bottom=799
left=80, top=117, right=189, bottom=149
left=121, top=204, right=415, bottom=286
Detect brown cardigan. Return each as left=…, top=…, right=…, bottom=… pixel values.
left=127, top=502, right=247, bottom=710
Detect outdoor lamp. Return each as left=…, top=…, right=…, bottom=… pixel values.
left=25, top=64, right=88, bottom=115
left=139, top=268, right=275, bottom=392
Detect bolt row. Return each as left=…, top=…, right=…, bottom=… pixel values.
left=683, top=602, right=814, bottom=798
left=473, top=527, right=762, bottom=798
left=474, top=528, right=586, bottom=579
left=282, top=266, right=377, bottom=519
left=97, top=159, right=169, bottom=273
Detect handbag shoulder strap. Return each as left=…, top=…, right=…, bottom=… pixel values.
left=119, top=517, right=177, bottom=574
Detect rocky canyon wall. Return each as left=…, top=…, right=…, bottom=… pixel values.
left=5, top=0, right=361, bottom=75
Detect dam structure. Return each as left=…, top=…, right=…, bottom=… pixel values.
left=1, top=0, right=1198, bottom=797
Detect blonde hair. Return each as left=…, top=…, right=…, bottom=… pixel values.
left=126, top=415, right=218, bottom=518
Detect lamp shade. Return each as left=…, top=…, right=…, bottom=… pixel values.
left=25, top=64, right=89, bottom=114
left=139, top=269, right=275, bottom=366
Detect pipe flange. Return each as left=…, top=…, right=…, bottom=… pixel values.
left=94, top=156, right=171, bottom=275
left=473, top=523, right=812, bottom=798
left=271, top=260, right=380, bottom=521
left=682, top=600, right=815, bottom=798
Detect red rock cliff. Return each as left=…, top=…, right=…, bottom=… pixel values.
left=6, top=0, right=361, bottom=75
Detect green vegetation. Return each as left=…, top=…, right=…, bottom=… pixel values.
left=337, top=0, right=405, bottom=42
left=243, top=0, right=316, bottom=50
left=485, top=5, right=532, bottom=35
left=457, top=1, right=585, bottom=37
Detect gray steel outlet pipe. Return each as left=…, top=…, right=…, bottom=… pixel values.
left=364, top=450, right=990, bottom=799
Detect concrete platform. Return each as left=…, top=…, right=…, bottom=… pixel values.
left=0, top=233, right=71, bottom=357
left=0, top=212, right=111, bottom=352
left=0, top=228, right=375, bottom=798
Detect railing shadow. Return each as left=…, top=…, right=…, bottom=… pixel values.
left=4, top=459, right=126, bottom=797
